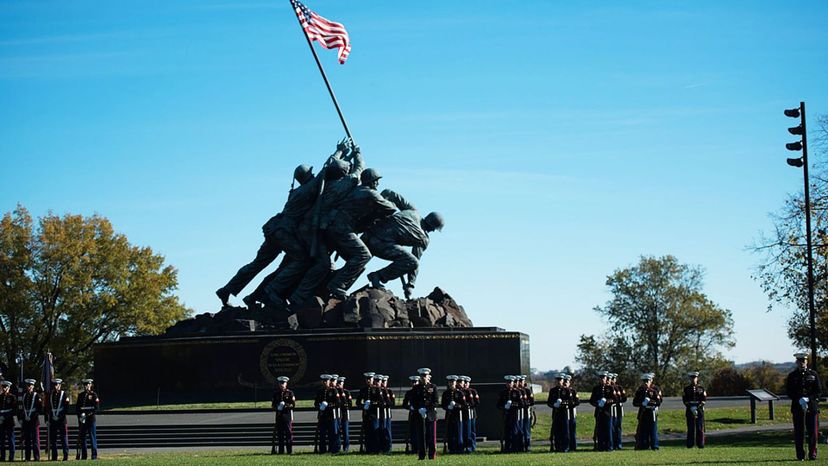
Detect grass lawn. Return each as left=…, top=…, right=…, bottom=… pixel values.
left=531, top=405, right=793, bottom=441
left=97, top=431, right=805, bottom=465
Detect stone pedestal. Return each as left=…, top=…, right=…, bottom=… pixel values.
left=94, top=327, right=529, bottom=439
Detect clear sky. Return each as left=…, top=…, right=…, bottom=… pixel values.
left=2, top=0, right=827, bottom=372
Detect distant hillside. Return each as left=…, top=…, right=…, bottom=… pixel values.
left=735, top=360, right=795, bottom=372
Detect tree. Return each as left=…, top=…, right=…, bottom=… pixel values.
left=753, top=115, right=828, bottom=359
left=576, top=255, right=735, bottom=394
left=708, top=366, right=753, bottom=396
left=0, top=205, right=189, bottom=383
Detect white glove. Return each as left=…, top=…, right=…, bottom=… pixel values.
left=598, top=398, right=606, bottom=408
left=448, top=401, right=456, bottom=410
left=319, top=401, right=328, bottom=411
left=642, top=397, right=650, bottom=407
left=799, top=397, right=809, bottom=409
left=410, top=406, right=415, bottom=411
left=363, top=400, right=371, bottom=410
left=690, top=406, right=697, bottom=416
left=554, top=399, right=562, bottom=408
left=277, top=401, right=285, bottom=411
left=505, top=400, right=512, bottom=410
left=418, top=407, right=427, bottom=417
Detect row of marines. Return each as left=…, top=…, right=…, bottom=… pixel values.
left=270, top=368, right=482, bottom=460
left=0, top=378, right=100, bottom=461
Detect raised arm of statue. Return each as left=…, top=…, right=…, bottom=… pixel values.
left=380, top=189, right=416, bottom=211
left=348, top=147, right=365, bottom=179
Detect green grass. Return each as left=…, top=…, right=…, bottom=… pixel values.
left=93, top=431, right=805, bottom=465
left=531, top=405, right=792, bottom=441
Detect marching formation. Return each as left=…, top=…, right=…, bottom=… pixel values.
left=215, top=139, right=445, bottom=321
left=0, top=378, right=99, bottom=462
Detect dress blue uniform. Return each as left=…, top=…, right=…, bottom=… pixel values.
left=271, top=376, right=296, bottom=455
left=589, top=371, right=617, bottom=451
left=336, top=377, right=352, bottom=452
left=632, top=373, right=662, bottom=451
left=441, top=376, right=465, bottom=453
left=786, top=353, right=822, bottom=461
left=314, top=374, right=341, bottom=454
left=47, top=380, right=70, bottom=461
left=682, top=371, right=706, bottom=449
left=20, top=379, right=42, bottom=461
left=411, top=368, right=439, bottom=460
left=75, top=379, right=100, bottom=460
left=0, top=381, right=16, bottom=462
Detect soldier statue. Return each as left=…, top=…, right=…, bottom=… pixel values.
left=47, top=379, right=70, bottom=461
left=0, top=380, right=15, bottom=462
left=215, top=139, right=352, bottom=309
left=75, top=378, right=100, bottom=460
left=632, top=372, right=662, bottom=451
left=20, top=378, right=43, bottom=461
left=786, top=352, right=822, bottom=461
left=271, top=376, right=296, bottom=455
left=363, top=189, right=444, bottom=298
left=289, top=144, right=367, bottom=306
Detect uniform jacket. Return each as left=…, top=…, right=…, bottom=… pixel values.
left=314, top=386, right=341, bottom=420
left=0, top=391, right=16, bottom=426
left=21, top=391, right=43, bottom=424
left=632, top=384, right=663, bottom=418
left=786, top=368, right=822, bottom=412
left=682, top=384, right=707, bottom=409
left=271, top=387, right=296, bottom=420
left=76, top=390, right=100, bottom=422
left=589, top=383, right=617, bottom=416
left=46, top=389, right=71, bottom=424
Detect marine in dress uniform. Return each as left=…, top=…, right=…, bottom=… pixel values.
left=440, top=375, right=464, bottom=454
left=563, top=374, right=579, bottom=452
left=378, top=375, right=394, bottom=454
left=786, top=352, right=822, bottom=461
left=76, top=378, right=100, bottom=460
left=460, top=376, right=478, bottom=453
left=47, top=379, right=70, bottom=461
left=314, top=374, right=342, bottom=454
left=682, top=371, right=706, bottom=449
left=355, top=372, right=379, bottom=453
left=548, top=373, right=572, bottom=452
left=402, top=375, right=420, bottom=454
left=632, top=373, right=662, bottom=451
left=411, top=368, right=439, bottom=460
left=519, top=375, right=534, bottom=452
left=271, top=376, right=296, bottom=455
left=336, top=376, right=352, bottom=452
left=609, top=372, right=627, bottom=450
left=589, top=371, right=616, bottom=451
left=21, top=379, right=43, bottom=461
left=497, top=376, right=523, bottom=453
left=0, top=380, right=16, bottom=462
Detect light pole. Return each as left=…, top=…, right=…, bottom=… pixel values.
left=785, top=101, right=817, bottom=365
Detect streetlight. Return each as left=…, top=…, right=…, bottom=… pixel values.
left=784, top=101, right=817, bottom=366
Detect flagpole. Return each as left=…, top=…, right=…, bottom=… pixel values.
left=289, top=0, right=352, bottom=140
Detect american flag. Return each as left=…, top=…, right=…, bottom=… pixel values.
left=292, top=0, right=351, bottom=64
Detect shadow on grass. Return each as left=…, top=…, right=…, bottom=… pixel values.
left=713, top=417, right=750, bottom=425
left=658, top=430, right=791, bottom=448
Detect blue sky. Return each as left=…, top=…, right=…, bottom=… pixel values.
left=2, top=0, right=827, bottom=371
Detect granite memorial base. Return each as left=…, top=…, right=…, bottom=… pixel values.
left=94, top=327, right=529, bottom=440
